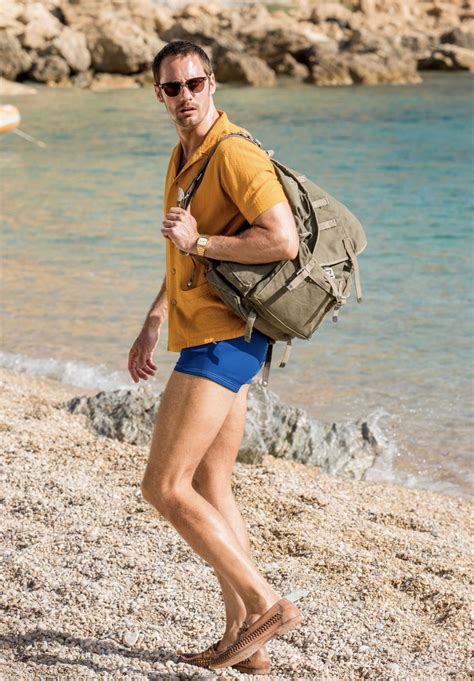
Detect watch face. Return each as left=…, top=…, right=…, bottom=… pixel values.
left=197, top=237, right=208, bottom=246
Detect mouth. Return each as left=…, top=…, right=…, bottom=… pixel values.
left=179, top=106, right=196, bottom=115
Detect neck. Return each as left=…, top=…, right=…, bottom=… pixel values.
left=177, top=104, right=220, bottom=160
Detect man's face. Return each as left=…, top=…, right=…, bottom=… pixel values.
left=155, top=54, right=216, bottom=130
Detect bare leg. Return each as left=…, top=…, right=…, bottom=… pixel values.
left=141, top=371, right=281, bottom=622
left=191, top=383, right=254, bottom=650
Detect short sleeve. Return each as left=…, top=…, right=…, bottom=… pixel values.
left=217, top=137, right=288, bottom=224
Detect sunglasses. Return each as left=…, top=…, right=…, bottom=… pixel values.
left=155, top=76, right=210, bottom=98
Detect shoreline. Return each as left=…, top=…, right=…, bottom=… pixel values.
left=1, top=358, right=471, bottom=502
left=1, top=365, right=471, bottom=678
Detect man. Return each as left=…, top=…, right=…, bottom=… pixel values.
left=127, top=40, right=303, bottom=673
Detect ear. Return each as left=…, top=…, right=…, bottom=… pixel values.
left=209, top=72, right=217, bottom=96
left=154, top=84, right=164, bottom=103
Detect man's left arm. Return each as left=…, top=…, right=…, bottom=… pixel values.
left=163, top=200, right=299, bottom=263
left=162, top=139, right=300, bottom=264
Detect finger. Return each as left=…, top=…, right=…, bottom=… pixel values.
left=135, top=367, right=149, bottom=380
left=146, top=357, right=157, bottom=369
left=129, top=364, right=140, bottom=383
left=163, top=220, right=179, bottom=228
left=140, top=363, right=155, bottom=376
left=169, top=207, right=186, bottom=214
left=138, top=355, right=155, bottom=376
left=165, top=211, right=181, bottom=221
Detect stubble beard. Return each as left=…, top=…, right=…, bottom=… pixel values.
left=174, top=97, right=211, bottom=131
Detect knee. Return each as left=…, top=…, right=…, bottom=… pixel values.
left=141, top=475, right=186, bottom=515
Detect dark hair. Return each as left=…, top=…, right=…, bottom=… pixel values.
left=152, top=40, right=213, bottom=83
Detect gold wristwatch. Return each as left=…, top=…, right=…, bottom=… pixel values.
left=195, top=235, right=210, bottom=257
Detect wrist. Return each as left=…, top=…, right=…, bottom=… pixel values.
left=195, top=234, right=212, bottom=257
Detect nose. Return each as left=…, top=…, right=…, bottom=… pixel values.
left=180, top=84, right=194, bottom=99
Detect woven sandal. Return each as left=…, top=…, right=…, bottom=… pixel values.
left=231, top=623, right=271, bottom=675
left=209, top=597, right=303, bottom=670
left=178, top=625, right=271, bottom=674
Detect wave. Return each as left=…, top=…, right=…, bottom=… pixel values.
left=0, top=350, right=162, bottom=394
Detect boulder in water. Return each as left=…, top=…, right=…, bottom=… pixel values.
left=65, top=382, right=398, bottom=481
left=0, top=31, right=32, bottom=81
left=53, top=26, right=91, bottom=73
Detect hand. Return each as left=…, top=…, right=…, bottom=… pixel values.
left=128, top=320, right=160, bottom=383
left=161, top=204, right=199, bottom=253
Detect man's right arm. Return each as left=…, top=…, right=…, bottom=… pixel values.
left=128, top=275, right=167, bottom=383
left=145, top=274, right=168, bottom=328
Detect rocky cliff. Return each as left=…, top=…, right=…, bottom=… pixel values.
left=1, top=0, right=473, bottom=92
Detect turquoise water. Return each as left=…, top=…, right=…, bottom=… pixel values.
left=1, top=72, right=473, bottom=498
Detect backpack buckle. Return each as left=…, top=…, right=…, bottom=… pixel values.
left=323, top=266, right=335, bottom=279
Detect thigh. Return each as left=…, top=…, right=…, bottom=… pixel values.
left=194, top=383, right=250, bottom=486
left=142, top=370, right=238, bottom=489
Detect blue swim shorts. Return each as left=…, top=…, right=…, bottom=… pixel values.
left=174, top=329, right=270, bottom=393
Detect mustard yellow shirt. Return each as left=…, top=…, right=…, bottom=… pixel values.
left=164, top=109, right=288, bottom=352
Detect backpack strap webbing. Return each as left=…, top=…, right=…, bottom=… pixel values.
left=261, top=340, right=274, bottom=388
left=180, top=132, right=262, bottom=208
left=244, top=309, right=257, bottom=342
left=343, top=238, right=363, bottom=302
left=279, top=340, right=292, bottom=368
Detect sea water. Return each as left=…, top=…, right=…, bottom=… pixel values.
left=1, top=72, right=473, bottom=498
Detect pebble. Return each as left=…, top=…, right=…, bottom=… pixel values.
left=386, top=662, right=400, bottom=676
left=122, top=629, right=140, bottom=646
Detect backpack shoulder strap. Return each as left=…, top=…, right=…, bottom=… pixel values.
left=179, top=132, right=264, bottom=208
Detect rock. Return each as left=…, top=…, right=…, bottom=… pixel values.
left=0, top=0, right=23, bottom=34
left=66, top=383, right=397, bottom=480
left=153, top=6, right=174, bottom=34
left=400, top=31, right=438, bottom=55
left=317, top=28, right=423, bottom=85
left=0, top=32, right=32, bottom=80
left=342, top=28, right=395, bottom=54
left=214, top=51, right=277, bottom=87
left=240, top=18, right=332, bottom=65
left=309, top=2, right=355, bottom=28
left=386, top=662, right=400, bottom=676
left=295, top=43, right=353, bottom=86
left=346, top=50, right=422, bottom=84
left=89, top=73, right=141, bottom=90
left=28, top=53, right=70, bottom=83
left=19, top=3, right=62, bottom=50
left=127, top=0, right=162, bottom=34
left=85, top=15, right=162, bottom=74
left=71, top=69, right=93, bottom=88
left=53, top=27, right=91, bottom=73
left=0, top=0, right=21, bottom=21
left=419, top=44, right=474, bottom=71
left=161, top=17, right=220, bottom=46
left=122, top=629, right=140, bottom=646
left=66, top=385, right=157, bottom=445
left=441, top=27, right=474, bottom=50
left=273, top=53, right=309, bottom=80
left=0, top=77, right=37, bottom=95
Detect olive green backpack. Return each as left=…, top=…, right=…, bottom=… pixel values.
left=179, top=132, right=368, bottom=386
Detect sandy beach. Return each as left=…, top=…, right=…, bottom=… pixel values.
left=0, top=366, right=471, bottom=680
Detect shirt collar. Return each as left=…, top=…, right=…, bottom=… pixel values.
left=171, top=109, right=231, bottom=181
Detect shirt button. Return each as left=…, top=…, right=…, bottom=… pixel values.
left=171, top=267, right=176, bottom=274
left=170, top=298, right=177, bottom=305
